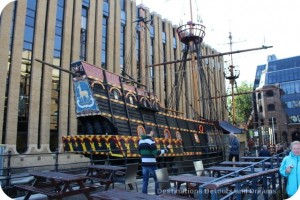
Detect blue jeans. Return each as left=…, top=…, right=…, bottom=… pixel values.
left=142, top=166, right=159, bottom=195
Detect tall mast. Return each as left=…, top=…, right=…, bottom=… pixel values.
left=176, top=0, right=208, bottom=119
left=189, top=0, right=193, bottom=22
left=225, top=32, right=240, bottom=125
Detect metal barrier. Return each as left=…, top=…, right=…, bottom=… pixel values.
left=198, top=155, right=286, bottom=200
left=3, top=146, right=286, bottom=199
left=0, top=144, right=225, bottom=198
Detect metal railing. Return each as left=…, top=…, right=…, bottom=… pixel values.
left=198, top=154, right=286, bottom=200
left=0, top=145, right=225, bottom=198
left=2, top=145, right=285, bottom=199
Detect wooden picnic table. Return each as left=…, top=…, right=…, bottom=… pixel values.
left=219, top=161, right=271, bottom=165
left=86, top=164, right=126, bottom=190
left=240, top=156, right=282, bottom=166
left=219, top=161, right=274, bottom=169
left=90, top=188, right=187, bottom=200
left=240, top=156, right=272, bottom=161
left=15, top=171, right=96, bottom=200
left=205, top=166, right=263, bottom=177
left=218, top=161, right=254, bottom=166
left=169, top=174, right=218, bottom=190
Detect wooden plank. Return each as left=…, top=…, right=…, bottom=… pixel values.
left=15, top=185, right=59, bottom=197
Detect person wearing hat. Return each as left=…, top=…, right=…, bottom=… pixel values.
left=138, top=127, right=169, bottom=195
left=228, top=132, right=240, bottom=161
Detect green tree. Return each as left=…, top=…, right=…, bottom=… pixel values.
left=227, top=81, right=253, bottom=125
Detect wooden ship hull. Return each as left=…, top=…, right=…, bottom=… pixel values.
left=62, top=61, right=226, bottom=164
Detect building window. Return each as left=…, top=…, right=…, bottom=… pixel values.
left=101, top=16, right=108, bottom=69
left=286, top=100, right=300, bottom=108
left=16, top=0, right=38, bottom=153
left=260, top=119, right=264, bottom=126
left=50, top=74, right=60, bottom=151
left=259, top=106, right=263, bottom=112
left=257, top=93, right=261, bottom=99
left=289, top=115, right=300, bottom=123
left=269, top=117, right=276, bottom=126
left=173, top=28, right=177, bottom=48
left=82, top=0, right=90, bottom=7
left=120, top=24, right=125, bottom=74
left=266, top=90, right=274, bottom=97
left=136, top=29, right=141, bottom=84
left=163, top=43, right=167, bottom=107
left=23, top=0, right=36, bottom=51
left=120, top=0, right=125, bottom=11
left=50, top=0, right=65, bottom=152
left=17, top=60, right=32, bottom=153
left=150, top=38, right=154, bottom=92
left=268, top=104, right=275, bottom=111
left=53, top=0, right=64, bottom=58
left=80, top=6, right=88, bottom=60
left=103, top=0, right=109, bottom=16
left=162, top=23, right=166, bottom=44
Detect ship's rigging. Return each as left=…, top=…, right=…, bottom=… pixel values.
left=36, top=2, right=273, bottom=123
left=125, top=3, right=273, bottom=121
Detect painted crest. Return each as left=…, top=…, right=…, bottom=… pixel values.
left=74, top=80, right=99, bottom=114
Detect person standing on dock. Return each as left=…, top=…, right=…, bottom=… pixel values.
left=138, top=127, right=168, bottom=195
left=279, top=141, right=300, bottom=197
left=228, top=132, right=240, bottom=161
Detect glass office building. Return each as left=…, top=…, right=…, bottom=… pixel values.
left=265, top=56, right=300, bottom=124
left=253, top=55, right=300, bottom=143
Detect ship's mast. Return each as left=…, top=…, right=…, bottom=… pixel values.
left=225, top=32, right=240, bottom=125
left=189, top=0, right=193, bottom=23
left=176, top=0, right=209, bottom=119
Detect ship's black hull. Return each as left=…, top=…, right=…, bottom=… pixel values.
left=62, top=61, right=226, bottom=169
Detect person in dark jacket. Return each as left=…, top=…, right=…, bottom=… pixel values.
left=258, top=145, right=271, bottom=157
left=229, top=132, right=240, bottom=161
left=138, top=127, right=168, bottom=195
left=279, top=141, right=300, bottom=197
left=276, top=144, right=284, bottom=155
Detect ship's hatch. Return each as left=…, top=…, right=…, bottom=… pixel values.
left=219, top=121, right=242, bottom=134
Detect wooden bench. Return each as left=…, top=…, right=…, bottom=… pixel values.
left=87, top=176, right=112, bottom=190
left=15, top=185, right=60, bottom=199
left=16, top=183, right=97, bottom=199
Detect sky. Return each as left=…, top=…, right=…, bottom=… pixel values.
left=136, top=0, right=300, bottom=86
left=1, top=0, right=300, bottom=86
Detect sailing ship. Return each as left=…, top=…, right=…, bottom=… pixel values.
left=60, top=3, right=271, bottom=167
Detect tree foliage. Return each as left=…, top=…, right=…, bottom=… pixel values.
left=227, top=81, right=253, bottom=124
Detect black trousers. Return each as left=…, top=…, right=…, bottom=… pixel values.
left=229, top=153, right=239, bottom=161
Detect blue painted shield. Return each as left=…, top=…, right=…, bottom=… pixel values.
left=74, top=80, right=99, bottom=114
